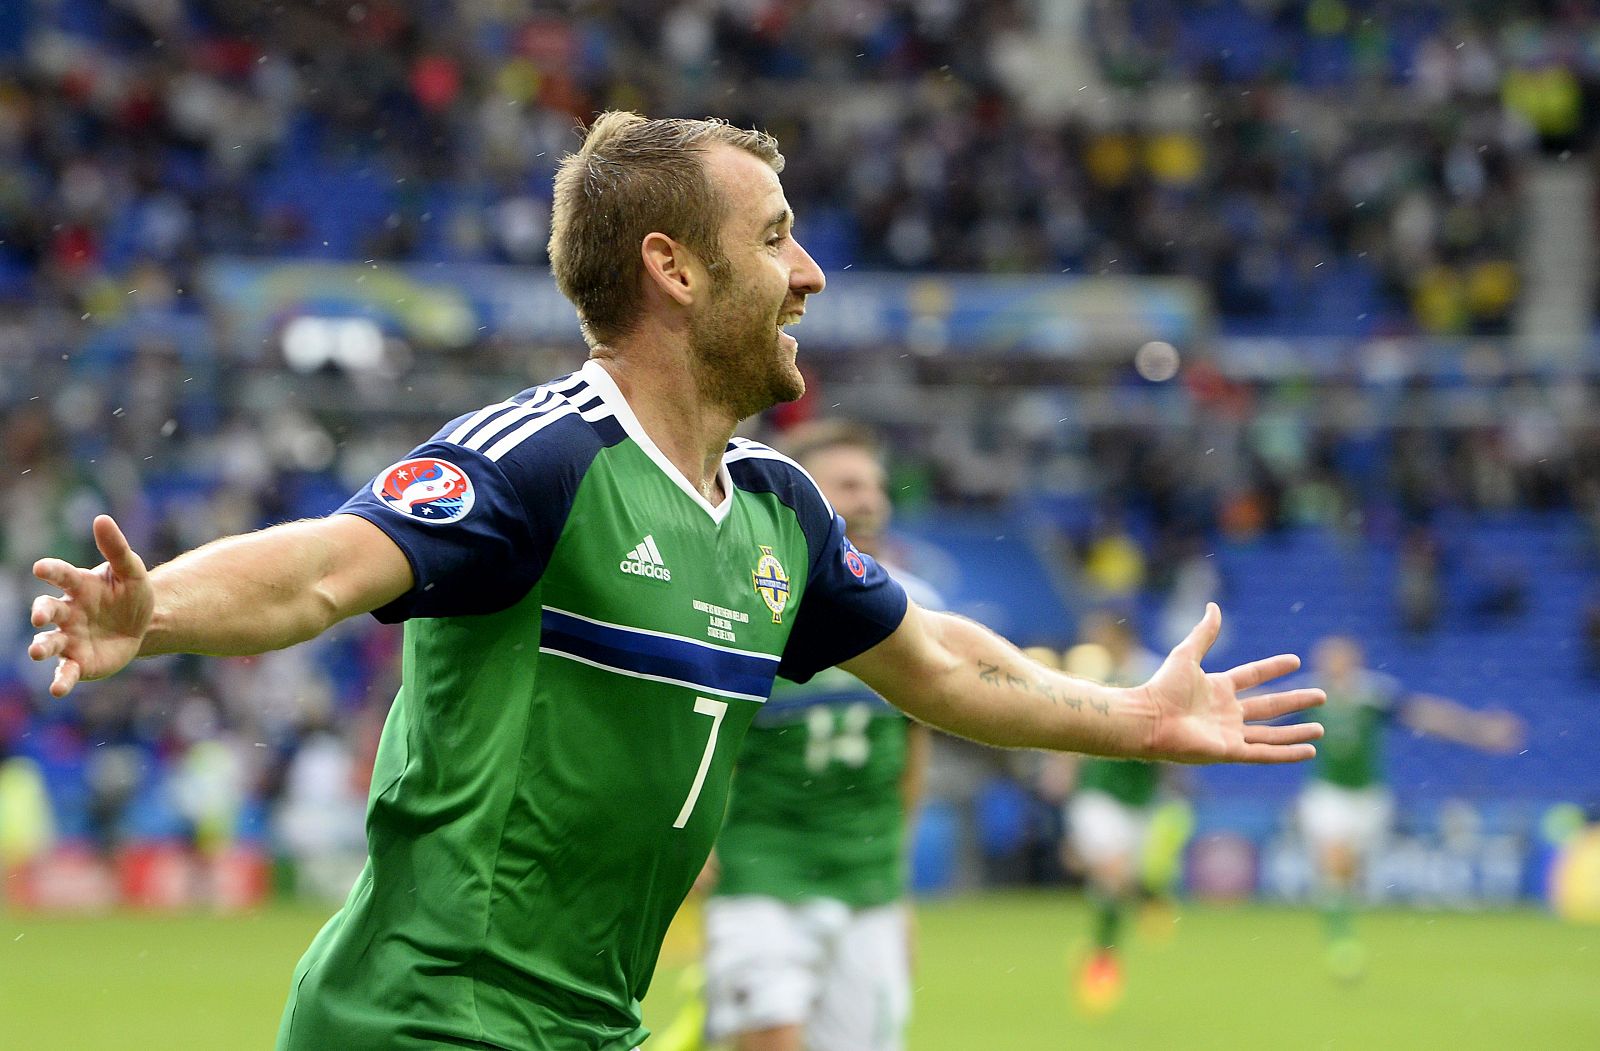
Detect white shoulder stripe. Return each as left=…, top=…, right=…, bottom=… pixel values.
left=482, top=403, right=579, bottom=461
left=449, top=384, right=565, bottom=446
left=453, top=378, right=617, bottom=462
left=724, top=439, right=787, bottom=461
left=460, top=390, right=562, bottom=452
left=446, top=399, right=520, bottom=444
left=577, top=399, right=618, bottom=423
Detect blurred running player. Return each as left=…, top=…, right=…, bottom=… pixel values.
left=1299, top=635, right=1522, bottom=980
left=1048, top=614, right=1191, bottom=1014
left=701, top=421, right=938, bottom=1051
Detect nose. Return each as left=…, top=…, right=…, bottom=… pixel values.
left=788, top=238, right=825, bottom=295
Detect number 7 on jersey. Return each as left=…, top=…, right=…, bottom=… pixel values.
left=673, top=697, right=728, bottom=828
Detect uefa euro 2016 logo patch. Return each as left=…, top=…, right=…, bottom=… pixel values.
left=373, top=457, right=475, bottom=523
left=752, top=545, right=790, bottom=623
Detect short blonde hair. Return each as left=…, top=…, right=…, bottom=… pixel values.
left=780, top=419, right=883, bottom=468
left=548, top=112, right=784, bottom=347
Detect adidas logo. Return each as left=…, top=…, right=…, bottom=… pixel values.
left=619, top=534, right=672, bottom=581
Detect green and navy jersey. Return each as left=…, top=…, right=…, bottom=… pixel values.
left=1312, top=671, right=1401, bottom=791
left=714, top=571, right=940, bottom=909
left=1075, top=648, right=1163, bottom=807
left=276, top=360, right=908, bottom=1051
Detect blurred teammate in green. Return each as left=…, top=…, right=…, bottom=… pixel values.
left=1044, top=614, right=1192, bottom=1014
left=695, top=422, right=938, bottom=1051
left=1298, top=635, right=1522, bottom=980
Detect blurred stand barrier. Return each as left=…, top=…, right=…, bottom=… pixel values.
left=197, top=260, right=1208, bottom=361
left=5, top=841, right=272, bottom=914
left=906, top=789, right=1600, bottom=913
left=1256, top=824, right=1527, bottom=908
left=2, top=753, right=273, bottom=913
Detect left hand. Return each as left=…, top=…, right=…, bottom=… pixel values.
left=29, top=515, right=155, bottom=698
left=1138, top=603, right=1324, bottom=764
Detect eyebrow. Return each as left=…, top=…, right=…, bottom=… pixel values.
left=764, top=209, right=793, bottom=232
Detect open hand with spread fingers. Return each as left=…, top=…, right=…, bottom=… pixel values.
left=28, top=514, right=154, bottom=699
left=1139, top=603, right=1325, bottom=764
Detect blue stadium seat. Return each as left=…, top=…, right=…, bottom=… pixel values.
left=1197, top=515, right=1599, bottom=805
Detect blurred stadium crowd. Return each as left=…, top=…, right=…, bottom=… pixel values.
left=5, top=0, right=1597, bottom=330
left=3, top=0, right=1600, bottom=905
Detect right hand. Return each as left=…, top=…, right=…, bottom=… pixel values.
left=29, top=514, right=154, bottom=698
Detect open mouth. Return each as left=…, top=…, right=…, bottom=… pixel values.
left=777, top=310, right=803, bottom=348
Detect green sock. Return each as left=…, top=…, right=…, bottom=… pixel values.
left=1093, top=894, right=1124, bottom=950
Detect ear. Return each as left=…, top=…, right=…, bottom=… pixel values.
left=640, top=231, right=701, bottom=308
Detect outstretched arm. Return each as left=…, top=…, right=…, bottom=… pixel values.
left=29, top=513, right=412, bottom=697
left=841, top=601, right=1323, bottom=764
left=1400, top=692, right=1524, bottom=753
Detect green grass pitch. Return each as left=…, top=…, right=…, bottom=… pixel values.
left=3, top=893, right=1596, bottom=1049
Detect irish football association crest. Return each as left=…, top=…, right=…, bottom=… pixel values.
left=752, top=545, right=790, bottom=623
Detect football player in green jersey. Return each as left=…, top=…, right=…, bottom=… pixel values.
left=701, top=421, right=936, bottom=1051
left=1299, top=635, right=1521, bottom=980
left=27, top=112, right=1325, bottom=1050
left=1052, top=613, right=1181, bottom=1015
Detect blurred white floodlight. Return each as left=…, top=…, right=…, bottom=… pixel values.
left=282, top=316, right=387, bottom=373
left=1134, top=339, right=1181, bottom=382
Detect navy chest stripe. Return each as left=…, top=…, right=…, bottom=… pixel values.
left=540, top=606, right=780, bottom=702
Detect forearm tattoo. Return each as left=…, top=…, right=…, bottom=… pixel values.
left=975, top=660, right=1096, bottom=714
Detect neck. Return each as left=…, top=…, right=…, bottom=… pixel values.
left=590, top=343, right=737, bottom=503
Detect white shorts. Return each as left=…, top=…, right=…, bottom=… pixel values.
left=1068, top=790, right=1152, bottom=868
left=1296, top=781, right=1393, bottom=855
left=703, top=895, right=910, bottom=1051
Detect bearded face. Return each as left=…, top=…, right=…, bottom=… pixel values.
left=681, top=143, right=823, bottom=419
left=688, top=264, right=806, bottom=421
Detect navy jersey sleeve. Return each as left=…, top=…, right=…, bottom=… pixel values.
left=780, top=512, right=909, bottom=683
left=336, top=410, right=600, bottom=622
